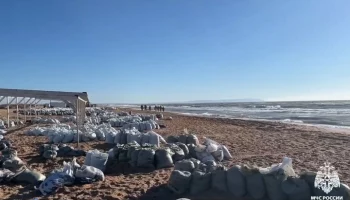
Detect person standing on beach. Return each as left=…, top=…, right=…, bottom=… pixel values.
left=149, top=105, right=151, bottom=111
left=141, top=105, right=143, bottom=111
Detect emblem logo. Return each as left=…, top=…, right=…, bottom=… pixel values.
left=314, top=162, right=341, bottom=194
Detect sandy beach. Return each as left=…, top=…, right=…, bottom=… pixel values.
left=0, top=109, right=350, bottom=200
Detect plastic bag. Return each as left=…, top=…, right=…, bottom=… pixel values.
left=190, top=171, right=211, bottom=195
left=241, top=165, right=266, bottom=200
left=168, top=170, right=192, bottom=195
left=227, top=165, right=246, bottom=197
left=281, top=177, right=311, bottom=200
left=262, top=157, right=295, bottom=200
left=155, top=148, right=174, bottom=169
left=174, top=159, right=195, bottom=172
left=137, top=149, right=155, bottom=169
left=90, top=151, right=108, bottom=172
left=75, top=165, right=105, bottom=182
left=211, top=167, right=228, bottom=192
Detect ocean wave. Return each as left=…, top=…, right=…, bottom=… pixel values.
left=281, top=119, right=304, bottom=124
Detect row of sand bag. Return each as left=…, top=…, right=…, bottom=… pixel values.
left=84, top=149, right=109, bottom=172
left=168, top=157, right=350, bottom=200
left=105, top=128, right=166, bottom=147
left=32, top=117, right=60, bottom=124
left=29, top=123, right=115, bottom=143
left=168, top=158, right=224, bottom=195
left=107, top=142, right=197, bottom=170
left=39, top=144, right=86, bottom=159
left=39, top=158, right=105, bottom=196
left=107, top=115, right=143, bottom=127
left=0, top=148, right=46, bottom=185
left=122, top=120, right=159, bottom=132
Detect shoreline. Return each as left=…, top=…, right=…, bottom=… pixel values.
left=1, top=108, right=350, bottom=199
left=125, top=107, right=350, bottom=135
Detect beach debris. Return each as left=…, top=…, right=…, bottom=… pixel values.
left=75, top=165, right=105, bottom=184
left=12, top=168, right=46, bottom=185
left=0, top=169, right=15, bottom=184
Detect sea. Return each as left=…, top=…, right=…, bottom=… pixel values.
left=111, top=101, right=350, bottom=129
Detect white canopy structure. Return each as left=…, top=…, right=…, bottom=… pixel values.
left=0, top=88, right=89, bottom=129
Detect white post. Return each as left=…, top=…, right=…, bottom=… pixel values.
left=7, top=97, right=9, bottom=128
left=76, top=97, right=79, bottom=148
left=16, top=97, right=19, bottom=125
left=24, top=99, right=26, bottom=122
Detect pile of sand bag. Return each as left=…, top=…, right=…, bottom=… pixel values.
left=167, top=133, right=232, bottom=163
left=167, top=157, right=350, bottom=200
left=39, top=144, right=86, bottom=159
left=105, top=127, right=166, bottom=147
left=32, top=117, right=60, bottom=124
left=26, top=123, right=114, bottom=143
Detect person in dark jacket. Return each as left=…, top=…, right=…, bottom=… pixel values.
left=162, top=106, right=165, bottom=112
left=148, top=105, right=151, bottom=111
left=141, top=105, right=144, bottom=111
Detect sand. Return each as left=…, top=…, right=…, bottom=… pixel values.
left=0, top=108, right=350, bottom=200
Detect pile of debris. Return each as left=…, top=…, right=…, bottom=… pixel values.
left=38, top=158, right=104, bottom=195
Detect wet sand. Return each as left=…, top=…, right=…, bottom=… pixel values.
left=0, top=109, right=350, bottom=200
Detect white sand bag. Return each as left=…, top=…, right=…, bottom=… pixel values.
left=84, top=150, right=99, bottom=166
left=53, top=133, right=65, bottom=144
left=75, top=165, right=105, bottom=181
left=211, top=149, right=224, bottom=162
left=90, top=151, right=108, bottom=172
left=262, top=157, right=295, bottom=200
left=105, top=131, right=117, bottom=144
left=206, top=143, right=219, bottom=153
left=221, top=145, right=232, bottom=160
left=141, top=133, right=150, bottom=146
left=62, top=132, right=74, bottom=143
left=168, top=170, right=192, bottom=195
left=114, top=130, right=121, bottom=144
left=148, top=131, right=160, bottom=147
left=227, top=165, right=246, bottom=197
left=190, top=171, right=211, bottom=195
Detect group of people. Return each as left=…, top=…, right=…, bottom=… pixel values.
left=140, top=105, right=165, bottom=112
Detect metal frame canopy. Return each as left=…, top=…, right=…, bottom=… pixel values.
left=0, top=88, right=89, bottom=128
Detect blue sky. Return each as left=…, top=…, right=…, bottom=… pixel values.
left=1, top=0, right=349, bottom=103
